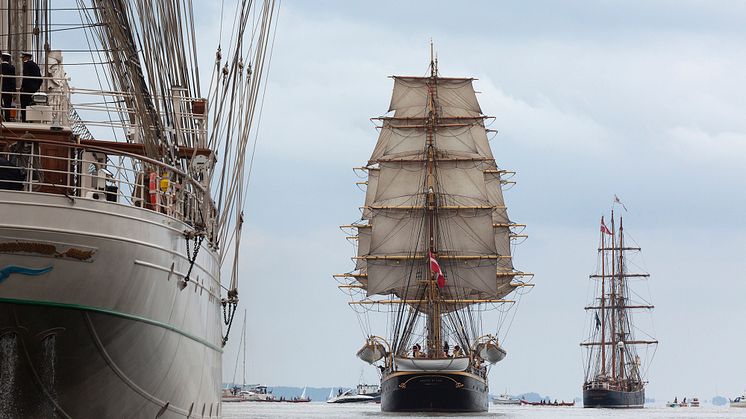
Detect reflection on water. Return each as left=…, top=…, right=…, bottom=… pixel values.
left=40, top=334, right=58, bottom=418
left=0, top=333, right=18, bottom=419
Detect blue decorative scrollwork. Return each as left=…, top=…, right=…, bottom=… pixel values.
left=0, top=265, right=54, bottom=283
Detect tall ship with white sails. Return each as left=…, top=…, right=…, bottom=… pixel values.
left=581, top=211, right=658, bottom=408
left=337, top=52, right=532, bottom=413
left=0, top=1, right=278, bottom=417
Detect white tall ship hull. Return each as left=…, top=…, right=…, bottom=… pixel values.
left=0, top=191, right=222, bottom=418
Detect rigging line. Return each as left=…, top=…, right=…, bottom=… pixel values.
left=76, top=0, right=122, bottom=142
left=225, top=2, right=279, bottom=246
left=223, top=0, right=278, bottom=249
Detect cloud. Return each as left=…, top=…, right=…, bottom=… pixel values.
left=664, top=126, right=746, bottom=166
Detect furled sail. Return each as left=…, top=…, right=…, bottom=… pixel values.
left=354, top=75, right=519, bottom=304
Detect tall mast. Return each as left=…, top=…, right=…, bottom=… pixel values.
left=425, top=44, right=442, bottom=357
left=599, top=217, right=607, bottom=376
left=618, top=217, right=625, bottom=382
left=242, top=309, right=247, bottom=386
left=610, top=211, right=617, bottom=380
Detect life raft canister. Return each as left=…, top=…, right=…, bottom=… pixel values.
left=149, top=172, right=158, bottom=205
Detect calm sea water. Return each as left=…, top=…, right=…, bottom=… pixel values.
left=222, top=403, right=746, bottom=418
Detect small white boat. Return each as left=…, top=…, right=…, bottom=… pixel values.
left=240, top=385, right=276, bottom=402
left=732, top=394, right=746, bottom=408
left=492, top=393, right=521, bottom=405
left=327, top=384, right=380, bottom=404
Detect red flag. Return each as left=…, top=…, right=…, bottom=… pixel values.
left=600, top=217, right=612, bottom=235
left=429, top=251, right=446, bottom=288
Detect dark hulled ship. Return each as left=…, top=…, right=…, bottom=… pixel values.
left=581, top=212, right=658, bottom=408
left=336, top=50, right=532, bottom=413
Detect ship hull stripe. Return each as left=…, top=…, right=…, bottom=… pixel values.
left=0, top=297, right=222, bottom=352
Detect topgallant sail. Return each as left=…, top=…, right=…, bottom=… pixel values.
left=0, top=1, right=278, bottom=417
left=337, top=53, right=533, bottom=413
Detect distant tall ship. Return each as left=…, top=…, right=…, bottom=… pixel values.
left=581, top=211, right=658, bottom=408
left=336, top=49, right=532, bottom=413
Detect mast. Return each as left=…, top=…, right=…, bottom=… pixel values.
left=425, top=43, right=442, bottom=357
left=618, top=217, right=625, bottom=383
left=600, top=217, right=607, bottom=376
left=242, top=309, right=247, bottom=386
left=610, top=211, right=617, bottom=380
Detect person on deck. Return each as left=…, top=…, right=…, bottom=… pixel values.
left=452, top=345, right=463, bottom=357
left=0, top=143, right=24, bottom=190
left=443, top=341, right=449, bottom=357
left=0, top=53, right=15, bottom=121
left=20, top=52, right=42, bottom=121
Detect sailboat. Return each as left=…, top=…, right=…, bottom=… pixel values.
left=336, top=50, right=532, bottom=413
left=0, top=1, right=278, bottom=418
left=581, top=211, right=658, bottom=408
left=223, top=310, right=249, bottom=403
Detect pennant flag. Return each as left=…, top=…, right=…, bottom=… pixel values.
left=614, top=194, right=628, bottom=212
left=600, top=217, right=612, bottom=235
left=428, top=251, right=446, bottom=289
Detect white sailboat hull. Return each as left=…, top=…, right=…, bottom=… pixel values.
left=0, top=191, right=222, bottom=418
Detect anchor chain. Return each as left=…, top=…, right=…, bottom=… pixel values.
left=221, top=289, right=239, bottom=346
left=182, top=230, right=205, bottom=285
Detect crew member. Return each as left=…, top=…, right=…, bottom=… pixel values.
left=453, top=345, right=463, bottom=357
left=0, top=53, right=15, bottom=121
left=20, top=51, right=42, bottom=121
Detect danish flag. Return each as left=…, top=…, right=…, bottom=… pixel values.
left=600, top=217, right=612, bottom=235
left=429, top=251, right=446, bottom=288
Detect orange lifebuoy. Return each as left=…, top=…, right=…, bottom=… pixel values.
left=149, top=172, right=158, bottom=205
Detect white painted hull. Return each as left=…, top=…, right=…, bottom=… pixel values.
left=0, top=191, right=222, bottom=418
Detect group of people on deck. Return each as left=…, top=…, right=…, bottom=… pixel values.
left=0, top=51, right=43, bottom=122
left=410, top=342, right=465, bottom=358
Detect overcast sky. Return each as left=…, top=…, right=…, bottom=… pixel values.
left=211, top=0, right=746, bottom=400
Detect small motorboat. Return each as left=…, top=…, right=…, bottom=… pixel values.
left=492, top=393, right=520, bottom=405
left=327, top=384, right=380, bottom=403
left=731, top=394, right=746, bottom=408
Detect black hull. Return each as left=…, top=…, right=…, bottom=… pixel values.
left=381, top=371, right=488, bottom=412
left=583, top=388, right=644, bottom=408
